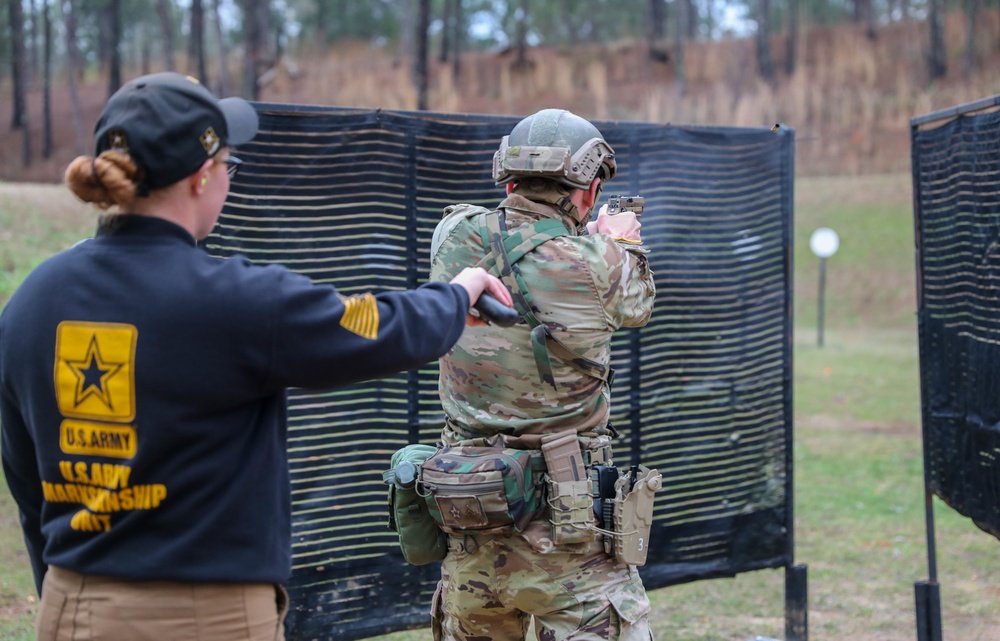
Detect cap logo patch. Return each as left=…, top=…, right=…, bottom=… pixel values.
left=108, top=130, right=128, bottom=153
left=339, top=293, right=379, bottom=340
left=200, top=126, right=220, bottom=156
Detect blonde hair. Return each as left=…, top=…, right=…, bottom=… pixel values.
left=64, top=151, right=141, bottom=211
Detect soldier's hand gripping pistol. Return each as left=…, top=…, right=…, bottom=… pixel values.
left=606, top=195, right=644, bottom=217
left=600, top=195, right=645, bottom=247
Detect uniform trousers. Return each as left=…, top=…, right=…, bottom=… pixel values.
left=36, top=565, right=288, bottom=641
left=431, top=531, right=653, bottom=641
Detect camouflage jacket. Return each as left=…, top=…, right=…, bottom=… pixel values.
left=429, top=193, right=656, bottom=441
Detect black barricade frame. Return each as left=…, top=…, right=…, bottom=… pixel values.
left=911, top=96, right=1000, bottom=542
left=205, top=105, right=796, bottom=641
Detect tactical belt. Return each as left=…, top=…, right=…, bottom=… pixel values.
left=475, top=207, right=614, bottom=391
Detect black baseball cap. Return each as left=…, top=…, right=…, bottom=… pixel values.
left=93, top=72, right=259, bottom=194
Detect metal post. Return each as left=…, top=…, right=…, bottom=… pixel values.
left=915, top=579, right=942, bottom=641
left=785, top=564, right=808, bottom=641
left=914, top=490, right=942, bottom=640
left=817, top=256, right=827, bottom=347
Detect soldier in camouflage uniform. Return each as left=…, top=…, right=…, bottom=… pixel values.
left=428, top=109, right=657, bottom=640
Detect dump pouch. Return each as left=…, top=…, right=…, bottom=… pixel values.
left=609, top=465, right=661, bottom=566
left=383, top=444, right=448, bottom=566
left=419, top=445, right=541, bottom=536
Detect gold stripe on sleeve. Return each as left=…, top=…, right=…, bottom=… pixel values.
left=339, top=293, right=379, bottom=340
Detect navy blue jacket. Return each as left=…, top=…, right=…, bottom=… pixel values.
left=0, top=215, right=469, bottom=593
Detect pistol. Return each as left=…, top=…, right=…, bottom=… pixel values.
left=607, top=195, right=644, bottom=217
left=473, top=292, right=520, bottom=327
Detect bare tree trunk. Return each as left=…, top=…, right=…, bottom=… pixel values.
left=756, top=0, right=775, bottom=82
left=256, top=0, right=272, bottom=93
left=314, top=0, right=327, bottom=48
left=964, top=0, right=978, bottom=74
left=63, top=0, right=86, bottom=154
left=241, top=0, right=260, bottom=100
left=43, top=0, right=52, bottom=158
left=211, top=0, right=231, bottom=95
left=439, top=0, right=452, bottom=62
left=28, top=0, right=38, bottom=85
left=157, top=0, right=176, bottom=71
left=10, top=0, right=27, bottom=130
left=648, top=0, right=666, bottom=61
left=684, top=0, right=697, bottom=39
left=188, top=0, right=197, bottom=69
left=397, top=0, right=413, bottom=68
left=108, top=0, right=122, bottom=96
left=452, top=0, right=462, bottom=80
left=415, top=0, right=430, bottom=110
left=785, top=0, right=798, bottom=75
left=514, top=0, right=529, bottom=69
left=854, top=0, right=876, bottom=35
left=674, top=0, right=686, bottom=94
left=189, top=0, right=208, bottom=82
left=97, top=1, right=109, bottom=71
left=9, top=0, right=32, bottom=165
left=561, top=0, right=577, bottom=42
left=927, top=0, right=946, bottom=78
left=141, top=18, right=152, bottom=74
left=853, top=0, right=869, bottom=24
left=272, top=9, right=283, bottom=62
left=239, top=0, right=269, bottom=100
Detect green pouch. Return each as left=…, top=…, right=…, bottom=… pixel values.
left=384, top=444, right=448, bottom=566
left=419, top=445, right=541, bottom=535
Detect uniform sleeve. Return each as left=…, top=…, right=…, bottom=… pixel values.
left=265, top=271, right=470, bottom=390
left=592, top=239, right=656, bottom=330
left=0, top=377, right=47, bottom=595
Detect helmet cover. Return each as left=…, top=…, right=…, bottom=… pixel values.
left=493, top=109, right=616, bottom=190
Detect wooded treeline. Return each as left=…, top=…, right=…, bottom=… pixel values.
left=1, top=0, right=989, bottom=167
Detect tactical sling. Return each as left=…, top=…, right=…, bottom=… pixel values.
left=475, top=208, right=613, bottom=391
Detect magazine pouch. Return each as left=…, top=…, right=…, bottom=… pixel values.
left=541, top=431, right=595, bottom=545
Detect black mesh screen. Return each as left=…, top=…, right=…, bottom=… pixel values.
left=911, top=102, right=1000, bottom=542
left=205, top=106, right=795, bottom=641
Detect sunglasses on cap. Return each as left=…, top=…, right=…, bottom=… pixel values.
left=223, top=156, right=242, bottom=179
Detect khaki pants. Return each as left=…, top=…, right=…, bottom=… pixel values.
left=36, top=566, right=289, bottom=641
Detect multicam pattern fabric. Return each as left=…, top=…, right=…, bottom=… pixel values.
left=431, top=533, right=652, bottom=641
left=495, top=143, right=572, bottom=181
left=429, top=192, right=656, bottom=438
left=420, top=446, right=542, bottom=535
left=428, top=190, right=657, bottom=640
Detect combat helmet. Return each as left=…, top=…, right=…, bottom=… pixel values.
left=493, top=109, right=616, bottom=190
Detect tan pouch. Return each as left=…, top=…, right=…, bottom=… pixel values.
left=610, top=466, right=661, bottom=566
left=541, top=432, right=594, bottom=545
left=546, top=478, right=594, bottom=545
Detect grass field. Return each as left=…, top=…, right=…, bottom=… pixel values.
left=1, top=174, right=997, bottom=641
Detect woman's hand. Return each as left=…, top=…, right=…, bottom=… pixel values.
left=449, top=267, right=514, bottom=326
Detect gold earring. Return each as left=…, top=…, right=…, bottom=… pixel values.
left=201, top=177, right=208, bottom=186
